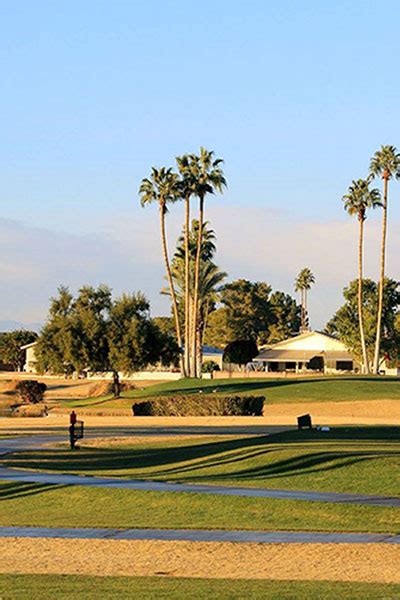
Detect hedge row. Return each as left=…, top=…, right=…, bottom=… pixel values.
left=132, top=395, right=264, bottom=416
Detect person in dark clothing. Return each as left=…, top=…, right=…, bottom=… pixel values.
left=69, top=411, right=77, bottom=449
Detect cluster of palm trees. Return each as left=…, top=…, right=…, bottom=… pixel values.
left=294, top=268, right=315, bottom=332
left=139, top=148, right=226, bottom=378
left=342, top=144, right=400, bottom=374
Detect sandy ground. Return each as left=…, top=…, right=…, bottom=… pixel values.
left=1, top=398, right=400, bottom=432
left=0, top=539, right=399, bottom=583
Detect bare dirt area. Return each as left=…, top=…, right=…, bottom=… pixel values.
left=0, top=539, right=399, bottom=583
left=265, top=399, right=400, bottom=425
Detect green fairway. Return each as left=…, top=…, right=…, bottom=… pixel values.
left=1, top=574, right=399, bottom=600
left=1, top=480, right=399, bottom=533
left=60, top=375, right=400, bottom=409
left=4, top=427, right=399, bottom=497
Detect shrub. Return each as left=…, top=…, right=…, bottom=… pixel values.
left=132, top=395, right=264, bottom=417
left=202, top=361, right=220, bottom=374
left=16, top=380, right=47, bottom=404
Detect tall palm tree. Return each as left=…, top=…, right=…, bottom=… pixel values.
left=294, top=268, right=315, bottom=331
left=139, top=167, right=185, bottom=375
left=176, top=154, right=197, bottom=377
left=162, top=221, right=227, bottom=374
left=189, top=148, right=226, bottom=377
left=369, top=145, right=400, bottom=374
left=343, top=178, right=382, bottom=373
left=167, top=221, right=226, bottom=375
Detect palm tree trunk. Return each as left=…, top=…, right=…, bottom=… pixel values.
left=184, top=194, right=191, bottom=377
left=160, top=206, right=185, bottom=376
left=358, top=217, right=370, bottom=374
left=373, top=176, right=388, bottom=374
left=191, top=194, right=204, bottom=378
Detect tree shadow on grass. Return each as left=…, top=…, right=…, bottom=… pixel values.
left=0, top=481, right=69, bottom=500
left=2, top=427, right=399, bottom=489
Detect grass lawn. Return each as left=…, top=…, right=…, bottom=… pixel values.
left=60, top=375, right=400, bottom=409
left=1, top=574, right=399, bottom=599
left=1, top=480, right=399, bottom=533
left=3, top=427, right=399, bottom=497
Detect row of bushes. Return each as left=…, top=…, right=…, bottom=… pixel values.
left=132, top=395, right=264, bottom=416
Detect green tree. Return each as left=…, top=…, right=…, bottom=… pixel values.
left=219, top=279, right=273, bottom=342
left=203, top=307, right=233, bottom=349
left=204, top=281, right=300, bottom=347
left=189, top=148, right=226, bottom=377
left=223, top=340, right=258, bottom=368
left=294, top=268, right=315, bottom=331
left=35, top=286, right=75, bottom=374
left=108, top=293, right=178, bottom=397
left=326, top=278, right=400, bottom=367
left=0, top=329, right=38, bottom=371
left=36, top=286, right=178, bottom=396
left=342, top=177, right=381, bottom=373
left=369, top=145, right=400, bottom=373
left=139, top=167, right=184, bottom=375
left=266, top=291, right=301, bottom=344
left=69, top=284, right=112, bottom=373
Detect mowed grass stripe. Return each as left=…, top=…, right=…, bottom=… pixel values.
left=1, top=482, right=399, bottom=534
left=1, top=574, right=400, bottom=599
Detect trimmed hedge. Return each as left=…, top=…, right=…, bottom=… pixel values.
left=132, top=395, right=264, bottom=417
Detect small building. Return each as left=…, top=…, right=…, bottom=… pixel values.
left=21, top=341, right=38, bottom=373
left=202, top=345, right=224, bottom=370
left=253, top=331, right=359, bottom=374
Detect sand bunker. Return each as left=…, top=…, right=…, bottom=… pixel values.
left=0, top=539, right=399, bottom=583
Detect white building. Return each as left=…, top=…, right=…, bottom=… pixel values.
left=253, top=331, right=360, bottom=374
left=21, top=341, right=38, bottom=373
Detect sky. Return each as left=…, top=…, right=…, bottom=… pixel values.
left=1, top=0, right=400, bottom=330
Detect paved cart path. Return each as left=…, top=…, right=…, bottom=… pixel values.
left=0, top=525, right=399, bottom=544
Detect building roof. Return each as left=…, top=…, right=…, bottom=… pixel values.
left=254, top=330, right=354, bottom=362
left=202, top=345, right=224, bottom=356
left=255, top=348, right=353, bottom=362
left=20, top=341, right=38, bottom=350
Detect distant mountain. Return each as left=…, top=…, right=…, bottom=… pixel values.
left=0, top=320, right=42, bottom=333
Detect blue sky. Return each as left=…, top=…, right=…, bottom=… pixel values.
left=1, top=0, right=400, bottom=328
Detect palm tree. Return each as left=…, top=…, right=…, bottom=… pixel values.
left=167, top=221, right=226, bottom=375
left=139, top=167, right=185, bottom=375
left=189, top=148, right=226, bottom=377
left=369, top=145, right=400, bottom=374
left=342, top=178, right=382, bottom=373
left=294, top=268, right=315, bottom=331
left=176, top=154, right=197, bottom=377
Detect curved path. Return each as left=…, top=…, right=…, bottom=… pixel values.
left=1, top=525, right=399, bottom=545
left=1, top=430, right=400, bottom=508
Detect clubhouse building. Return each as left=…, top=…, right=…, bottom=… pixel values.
left=253, top=331, right=360, bottom=374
